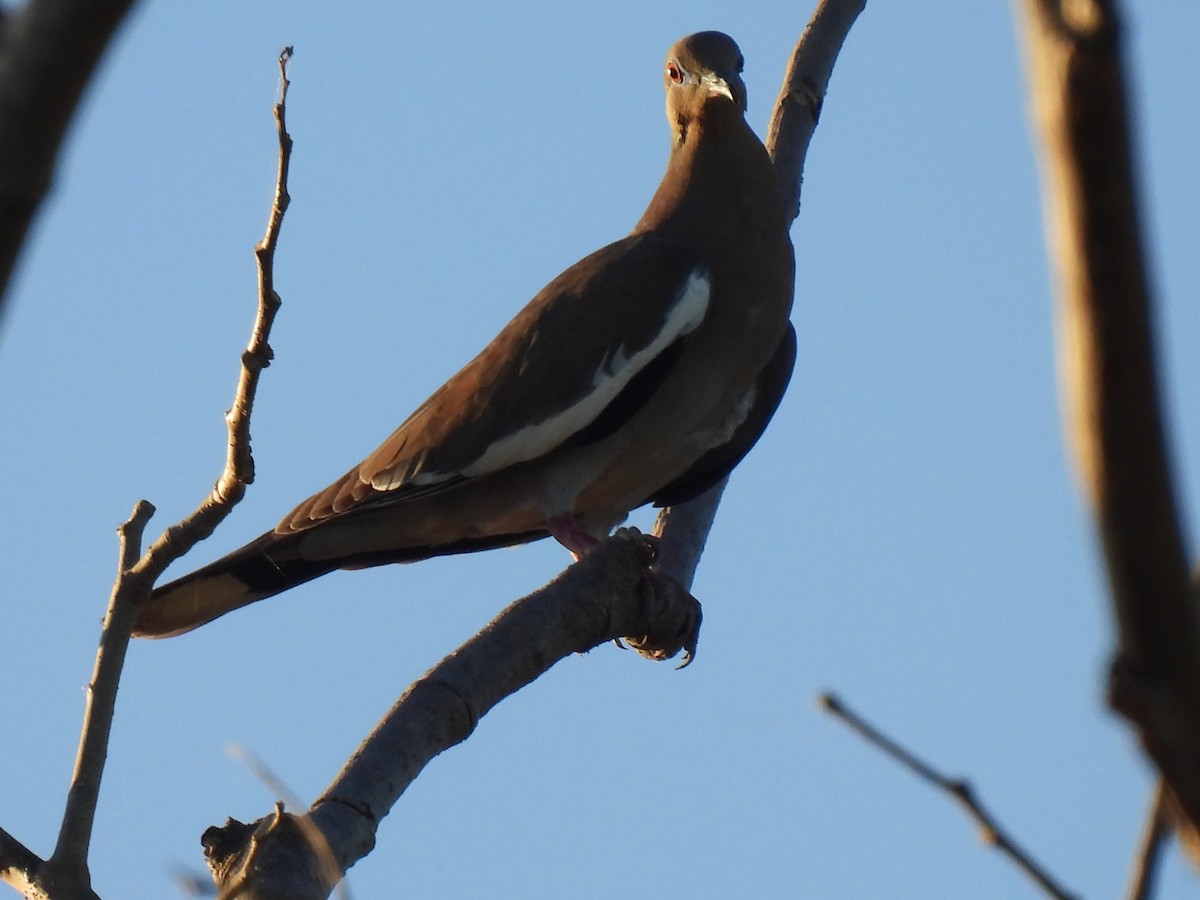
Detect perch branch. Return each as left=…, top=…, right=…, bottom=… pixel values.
left=652, top=479, right=728, bottom=592
left=820, top=693, right=1078, bottom=900
left=203, top=532, right=698, bottom=897
left=1015, top=0, right=1200, bottom=845
left=766, top=0, right=868, bottom=220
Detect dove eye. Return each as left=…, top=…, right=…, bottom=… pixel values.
left=666, top=62, right=684, bottom=84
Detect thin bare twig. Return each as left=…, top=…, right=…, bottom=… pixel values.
left=1015, top=0, right=1200, bottom=849
left=819, top=692, right=1078, bottom=900
left=133, top=46, right=294, bottom=585
left=1126, top=780, right=1170, bottom=900
left=223, top=45, right=293, bottom=500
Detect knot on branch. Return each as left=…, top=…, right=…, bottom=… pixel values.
left=789, top=80, right=823, bottom=123
left=213, top=472, right=250, bottom=507
left=202, top=803, right=342, bottom=898
left=409, top=676, right=480, bottom=745
left=202, top=816, right=256, bottom=882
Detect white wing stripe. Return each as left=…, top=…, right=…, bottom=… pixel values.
left=445, top=268, right=711, bottom=482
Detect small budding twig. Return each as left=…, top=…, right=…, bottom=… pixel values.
left=223, top=45, right=293, bottom=498
left=819, top=692, right=1078, bottom=900
left=136, top=45, right=294, bottom=584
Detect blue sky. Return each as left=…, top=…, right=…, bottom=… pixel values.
left=3, top=1, right=1199, bottom=897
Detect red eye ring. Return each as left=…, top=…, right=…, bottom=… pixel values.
left=666, top=62, right=683, bottom=84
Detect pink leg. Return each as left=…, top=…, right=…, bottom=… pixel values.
left=547, top=514, right=601, bottom=561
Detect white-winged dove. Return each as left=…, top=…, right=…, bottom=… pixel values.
left=134, top=31, right=796, bottom=639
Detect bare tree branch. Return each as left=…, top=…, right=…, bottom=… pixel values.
left=652, top=479, right=727, bottom=592
left=766, top=0, right=868, bottom=220
left=820, top=693, right=1079, bottom=900
left=133, top=46, right=294, bottom=587
left=0, top=0, right=141, bottom=321
left=1015, top=0, right=1200, bottom=851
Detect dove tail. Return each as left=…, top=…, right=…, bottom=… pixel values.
left=132, top=532, right=336, bottom=639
